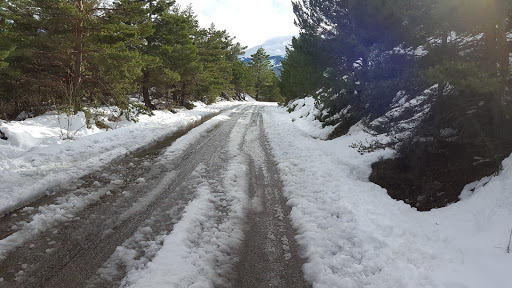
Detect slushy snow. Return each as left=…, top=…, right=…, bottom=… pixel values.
left=0, top=101, right=241, bottom=216
left=1, top=97, right=511, bottom=287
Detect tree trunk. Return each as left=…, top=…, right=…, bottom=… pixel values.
left=434, top=30, right=448, bottom=139
left=172, top=84, right=178, bottom=103
left=142, top=71, right=155, bottom=110
left=73, top=0, right=84, bottom=92
left=483, top=0, right=499, bottom=76
left=496, top=5, right=509, bottom=80
left=172, top=91, right=178, bottom=103
left=180, top=82, right=186, bottom=106
left=484, top=27, right=498, bottom=74
left=493, top=0, right=508, bottom=139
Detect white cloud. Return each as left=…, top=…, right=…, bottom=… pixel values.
left=175, top=0, right=299, bottom=47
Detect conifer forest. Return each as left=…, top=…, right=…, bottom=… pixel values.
left=280, top=0, right=512, bottom=210
left=0, top=0, right=281, bottom=122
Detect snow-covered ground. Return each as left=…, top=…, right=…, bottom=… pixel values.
left=0, top=101, right=243, bottom=216
left=263, top=98, right=512, bottom=287
left=125, top=106, right=257, bottom=288
left=119, top=98, right=512, bottom=287
left=286, top=97, right=336, bottom=140
left=1, top=96, right=511, bottom=287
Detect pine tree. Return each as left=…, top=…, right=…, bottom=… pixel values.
left=110, top=0, right=177, bottom=109
left=408, top=0, right=512, bottom=145
left=0, top=0, right=29, bottom=119
left=287, top=0, right=512, bottom=209
left=291, top=0, right=416, bottom=118
left=153, top=6, right=200, bottom=107
left=249, top=48, right=274, bottom=101
left=262, top=72, right=283, bottom=102
left=2, top=0, right=102, bottom=114
left=226, top=42, right=251, bottom=99
left=231, top=60, right=254, bottom=99
left=0, top=0, right=149, bottom=120
left=194, top=24, right=236, bottom=103
left=278, top=34, right=327, bottom=102
left=0, top=1, right=15, bottom=69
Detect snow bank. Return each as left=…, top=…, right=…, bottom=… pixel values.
left=262, top=103, right=512, bottom=287
left=0, top=101, right=242, bottom=216
left=287, top=97, right=336, bottom=140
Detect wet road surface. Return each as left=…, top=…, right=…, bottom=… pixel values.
left=0, top=105, right=310, bottom=287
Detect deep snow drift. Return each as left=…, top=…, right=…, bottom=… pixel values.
left=262, top=98, right=512, bottom=287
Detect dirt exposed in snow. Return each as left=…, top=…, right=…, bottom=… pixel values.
left=235, top=109, right=310, bottom=287
left=0, top=109, right=242, bottom=287
left=0, top=105, right=310, bottom=288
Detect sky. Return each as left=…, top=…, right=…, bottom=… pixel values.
left=174, top=0, right=300, bottom=48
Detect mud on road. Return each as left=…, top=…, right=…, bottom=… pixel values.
left=0, top=105, right=310, bottom=288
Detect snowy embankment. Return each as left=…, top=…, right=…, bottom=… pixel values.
left=263, top=98, right=512, bottom=287
left=0, top=101, right=243, bottom=216
left=287, top=97, right=336, bottom=140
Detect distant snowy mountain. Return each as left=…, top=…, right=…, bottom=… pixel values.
left=243, top=35, right=295, bottom=57
left=239, top=55, right=285, bottom=76
left=240, top=35, right=295, bottom=77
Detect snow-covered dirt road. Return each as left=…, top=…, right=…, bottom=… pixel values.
left=0, top=105, right=309, bottom=287
left=3, top=99, right=511, bottom=288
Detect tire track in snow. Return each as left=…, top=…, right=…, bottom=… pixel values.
left=126, top=106, right=257, bottom=287
left=0, top=106, right=250, bottom=287
left=127, top=106, right=310, bottom=287
left=234, top=107, right=310, bottom=288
